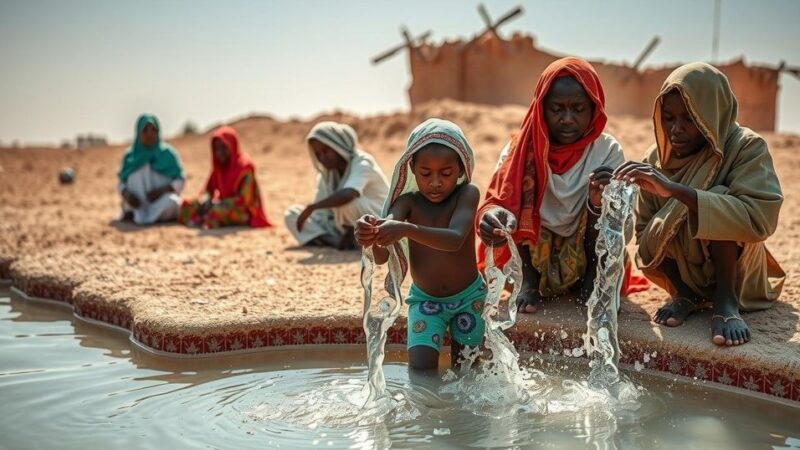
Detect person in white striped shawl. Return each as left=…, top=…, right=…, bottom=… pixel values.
left=285, top=121, right=389, bottom=249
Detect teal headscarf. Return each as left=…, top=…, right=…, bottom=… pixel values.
left=380, top=118, right=475, bottom=280
left=382, top=118, right=474, bottom=217
left=118, top=114, right=185, bottom=182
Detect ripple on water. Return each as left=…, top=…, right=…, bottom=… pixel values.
left=2, top=294, right=800, bottom=450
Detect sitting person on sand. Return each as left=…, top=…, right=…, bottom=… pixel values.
left=613, top=62, right=785, bottom=347
left=285, top=122, right=389, bottom=250
left=118, top=114, right=185, bottom=224
left=179, top=126, right=272, bottom=229
left=356, top=118, right=483, bottom=371
left=477, top=57, right=647, bottom=314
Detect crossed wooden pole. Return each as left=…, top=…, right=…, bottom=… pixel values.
left=461, top=3, right=524, bottom=54
left=371, top=26, right=432, bottom=65
left=621, top=36, right=661, bottom=83
left=371, top=4, right=524, bottom=65
left=778, top=61, right=800, bottom=81
left=477, top=4, right=524, bottom=43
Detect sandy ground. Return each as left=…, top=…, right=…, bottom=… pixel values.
left=1, top=100, right=799, bottom=378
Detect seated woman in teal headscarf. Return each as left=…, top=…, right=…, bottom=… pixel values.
left=117, top=114, right=185, bottom=224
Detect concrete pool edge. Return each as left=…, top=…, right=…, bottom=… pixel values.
left=7, top=278, right=800, bottom=404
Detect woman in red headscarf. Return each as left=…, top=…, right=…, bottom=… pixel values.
left=477, top=57, right=647, bottom=314
left=179, top=126, right=272, bottom=229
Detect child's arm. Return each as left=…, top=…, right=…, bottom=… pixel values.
left=376, top=184, right=480, bottom=252
left=356, top=196, right=411, bottom=265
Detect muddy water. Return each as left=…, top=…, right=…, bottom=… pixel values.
left=1, top=288, right=798, bottom=449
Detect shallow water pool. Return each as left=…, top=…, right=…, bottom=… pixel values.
left=1, top=288, right=798, bottom=449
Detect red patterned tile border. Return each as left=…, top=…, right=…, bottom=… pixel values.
left=204, top=334, right=226, bottom=353
left=330, top=327, right=351, bottom=344
left=713, top=363, right=741, bottom=387
left=791, top=378, right=800, bottom=402
left=740, top=368, right=765, bottom=393
left=764, top=373, right=792, bottom=399
left=248, top=329, right=269, bottom=349
left=225, top=331, right=247, bottom=352
left=687, top=359, right=713, bottom=381
left=164, top=333, right=182, bottom=353
left=14, top=279, right=73, bottom=304
left=9, top=280, right=799, bottom=405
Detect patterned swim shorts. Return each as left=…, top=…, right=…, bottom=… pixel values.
left=406, top=275, right=486, bottom=352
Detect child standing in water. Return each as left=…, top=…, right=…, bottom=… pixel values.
left=356, top=119, right=483, bottom=371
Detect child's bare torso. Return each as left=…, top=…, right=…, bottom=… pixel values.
left=405, top=185, right=479, bottom=297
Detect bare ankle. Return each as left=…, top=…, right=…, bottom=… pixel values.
left=712, top=288, right=739, bottom=312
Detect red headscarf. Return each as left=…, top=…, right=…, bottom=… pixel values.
left=207, top=126, right=272, bottom=228
left=477, top=57, right=648, bottom=295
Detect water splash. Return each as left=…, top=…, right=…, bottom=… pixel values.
left=359, top=245, right=404, bottom=405
left=583, top=180, right=638, bottom=390
left=477, top=230, right=525, bottom=384
left=440, top=230, right=550, bottom=417
left=244, top=245, right=415, bottom=430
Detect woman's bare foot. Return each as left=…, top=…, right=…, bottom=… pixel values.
left=653, top=257, right=708, bottom=326
left=516, top=287, right=540, bottom=314
left=653, top=291, right=707, bottom=327
left=711, top=290, right=750, bottom=346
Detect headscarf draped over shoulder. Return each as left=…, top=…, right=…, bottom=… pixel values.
left=118, top=114, right=184, bottom=182
left=478, top=57, right=607, bottom=267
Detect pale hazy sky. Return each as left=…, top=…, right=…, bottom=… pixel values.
left=1, top=0, right=799, bottom=145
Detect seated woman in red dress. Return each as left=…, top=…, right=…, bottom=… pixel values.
left=179, top=126, right=272, bottom=229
